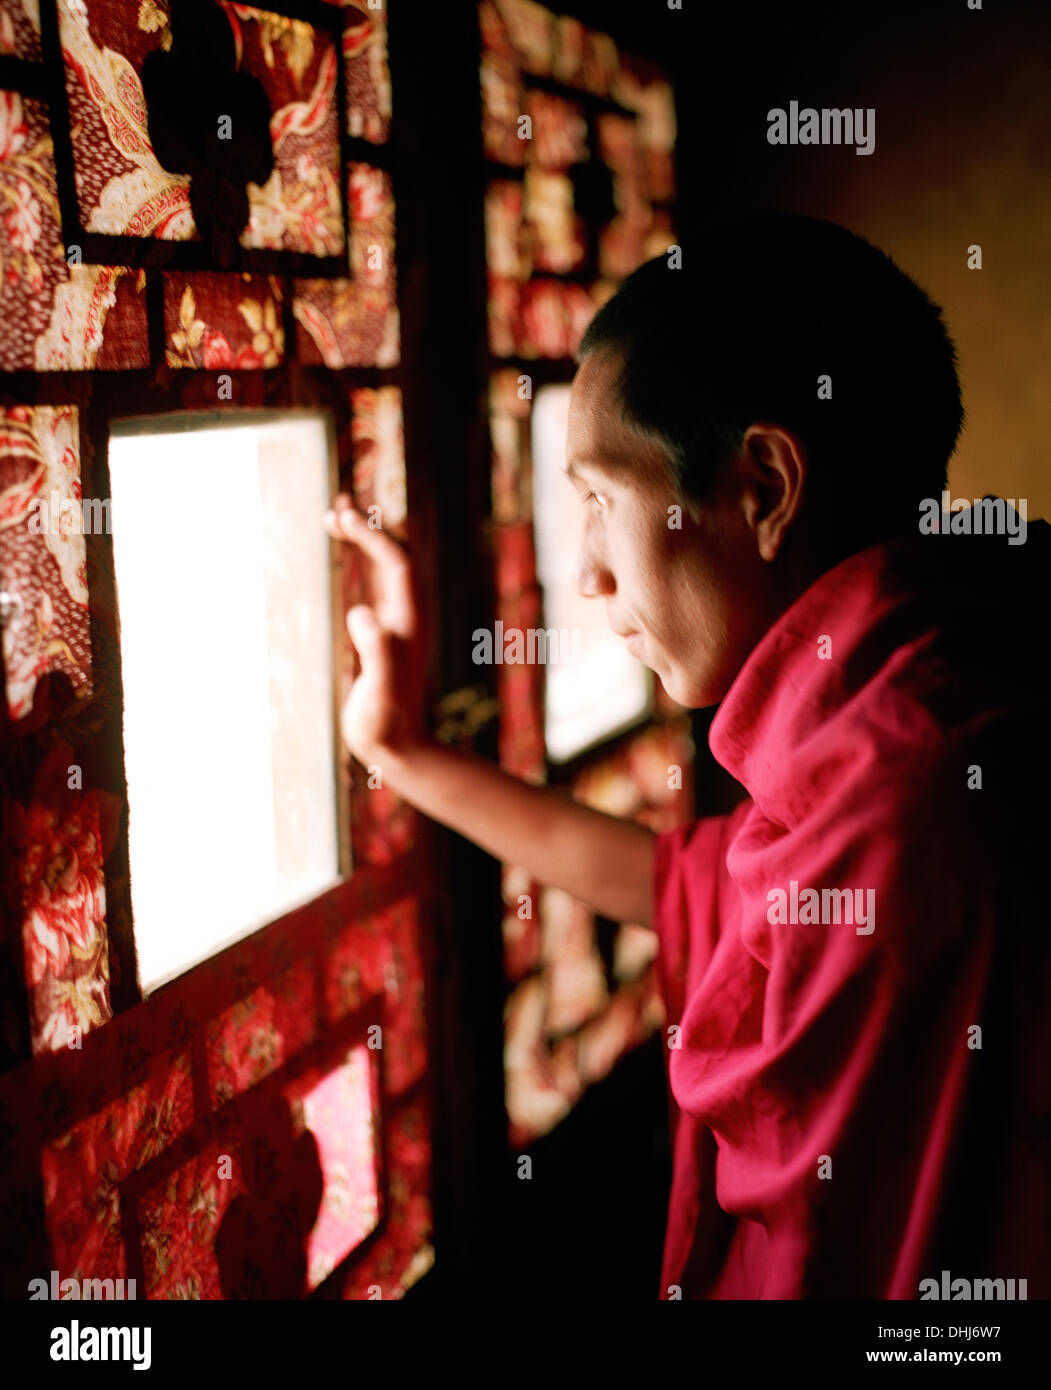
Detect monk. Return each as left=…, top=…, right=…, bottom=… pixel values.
left=324, top=213, right=1049, bottom=1299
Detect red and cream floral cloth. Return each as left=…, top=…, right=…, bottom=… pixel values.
left=651, top=519, right=1050, bottom=1299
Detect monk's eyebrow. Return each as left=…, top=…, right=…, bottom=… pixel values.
left=565, top=457, right=636, bottom=497
left=564, top=456, right=607, bottom=483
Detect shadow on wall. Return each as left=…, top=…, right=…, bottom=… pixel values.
left=215, top=1094, right=324, bottom=1300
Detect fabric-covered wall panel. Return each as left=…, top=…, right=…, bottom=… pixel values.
left=130, top=1033, right=382, bottom=1298
left=163, top=270, right=284, bottom=368
left=41, top=1048, right=195, bottom=1286
left=0, top=93, right=149, bottom=370
left=1, top=0, right=434, bottom=1301
left=292, top=163, right=397, bottom=368
left=0, top=404, right=91, bottom=719
left=340, top=0, right=390, bottom=143
left=55, top=0, right=345, bottom=255
left=0, top=0, right=44, bottom=61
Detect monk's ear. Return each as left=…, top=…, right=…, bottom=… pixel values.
left=738, top=424, right=807, bottom=562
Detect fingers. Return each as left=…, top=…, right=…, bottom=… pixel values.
left=323, top=495, right=415, bottom=640
left=346, top=604, right=392, bottom=686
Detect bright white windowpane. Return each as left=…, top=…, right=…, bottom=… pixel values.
left=532, top=385, right=650, bottom=762
left=108, top=415, right=340, bottom=993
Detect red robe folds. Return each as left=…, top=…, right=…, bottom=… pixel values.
left=651, top=525, right=1050, bottom=1299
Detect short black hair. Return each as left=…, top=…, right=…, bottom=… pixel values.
left=576, top=212, right=964, bottom=547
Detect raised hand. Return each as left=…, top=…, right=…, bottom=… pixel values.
left=322, top=495, right=427, bottom=764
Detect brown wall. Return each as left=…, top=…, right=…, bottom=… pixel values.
left=676, top=0, right=1050, bottom=520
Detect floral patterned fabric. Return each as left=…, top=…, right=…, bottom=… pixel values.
left=293, top=163, right=398, bottom=368
left=163, top=271, right=284, bottom=368
left=0, top=405, right=92, bottom=721
left=340, top=0, right=391, bottom=143
left=0, top=0, right=43, bottom=62
left=342, top=1094, right=432, bottom=1299
left=138, top=1129, right=248, bottom=1300
left=523, top=169, right=586, bottom=274
left=488, top=274, right=599, bottom=359
left=1, top=0, right=432, bottom=1303
left=480, top=52, right=525, bottom=167
left=206, top=958, right=319, bottom=1106
left=135, top=1040, right=382, bottom=1298
left=0, top=92, right=150, bottom=371
left=12, top=892, right=431, bottom=1300
left=4, top=742, right=115, bottom=1055
left=524, top=90, right=587, bottom=168
left=41, top=1050, right=196, bottom=1286
left=349, top=384, right=405, bottom=536
left=55, top=0, right=344, bottom=255
left=489, top=367, right=533, bottom=523
left=504, top=722, right=693, bottom=1146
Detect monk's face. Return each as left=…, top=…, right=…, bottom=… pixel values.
left=565, top=348, right=783, bottom=708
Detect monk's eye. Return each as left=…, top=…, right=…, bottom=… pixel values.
left=584, top=490, right=609, bottom=508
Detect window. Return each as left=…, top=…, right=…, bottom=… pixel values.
left=107, top=411, right=344, bottom=993
left=531, top=384, right=650, bottom=762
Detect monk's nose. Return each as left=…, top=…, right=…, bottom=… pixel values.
left=576, top=553, right=613, bottom=599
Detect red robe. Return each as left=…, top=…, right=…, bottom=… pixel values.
left=651, top=525, right=1050, bottom=1299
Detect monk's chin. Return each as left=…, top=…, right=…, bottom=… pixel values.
left=657, top=667, right=716, bottom=711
